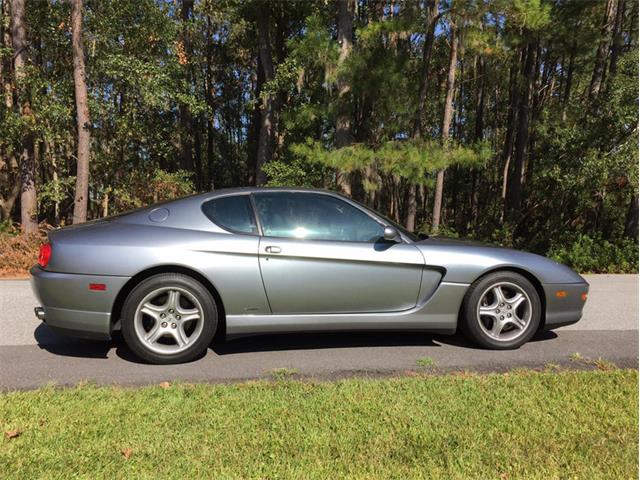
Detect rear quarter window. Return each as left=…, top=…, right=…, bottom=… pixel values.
left=201, top=195, right=258, bottom=234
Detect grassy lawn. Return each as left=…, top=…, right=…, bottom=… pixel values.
left=1, top=370, right=637, bottom=479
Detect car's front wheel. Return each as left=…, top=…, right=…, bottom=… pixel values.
left=461, top=271, right=541, bottom=350
left=121, top=273, right=218, bottom=364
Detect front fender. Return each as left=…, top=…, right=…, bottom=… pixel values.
left=416, top=240, right=585, bottom=285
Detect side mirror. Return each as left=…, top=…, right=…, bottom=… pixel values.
left=383, top=226, right=400, bottom=242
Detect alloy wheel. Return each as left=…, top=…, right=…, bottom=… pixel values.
left=133, top=286, right=205, bottom=355
left=476, top=281, right=532, bottom=342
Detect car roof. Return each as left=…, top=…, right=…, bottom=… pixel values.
left=202, top=186, right=339, bottom=196
left=188, top=186, right=347, bottom=202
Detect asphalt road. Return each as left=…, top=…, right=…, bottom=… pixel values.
left=0, top=274, right=637, bottom=390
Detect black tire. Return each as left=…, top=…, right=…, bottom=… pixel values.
left=460, top=271, right=541, bottom=350
left=121, top=273, right=218, bottom=364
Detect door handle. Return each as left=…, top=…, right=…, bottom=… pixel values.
left=265, top=245, right=281, bottom=254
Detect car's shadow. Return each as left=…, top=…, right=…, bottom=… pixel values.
left=212, top=331, right=441, bottom=355
left=433, top=329, right=558, bottom=350
left=33, top=323, right=141, bottom=361
left=34, top=323, right=558, bottom=362
left=213, top=329, right=558, bottom=354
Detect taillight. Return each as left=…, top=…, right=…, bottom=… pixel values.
left=38, top=243, right=52, bottom=268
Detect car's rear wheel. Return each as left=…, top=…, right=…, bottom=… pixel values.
left=122, top=273, right=217, bottom=364
left=461, top=271, right=541, bottom=350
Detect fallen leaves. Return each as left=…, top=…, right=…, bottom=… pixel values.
left=4, top=430, right=21, bottom=440
left=121, top=447, right=133, bottom=459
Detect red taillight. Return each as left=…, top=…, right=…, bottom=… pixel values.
left=38, top=243, right=52, bottom=268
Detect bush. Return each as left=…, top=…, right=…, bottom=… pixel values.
left=0, top=219, right=18, bottom=235
left=0, top=232, right=45, bottom=277
left=548, top=234, right=638, bottom=274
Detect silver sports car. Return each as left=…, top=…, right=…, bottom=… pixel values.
left=31, top=187, right=589, bottom=364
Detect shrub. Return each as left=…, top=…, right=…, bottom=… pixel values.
left=0, top=231, right=46, bottom=277
left=548, top=234, right=638, bottom=274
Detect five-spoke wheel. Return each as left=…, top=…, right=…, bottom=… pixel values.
left=134, top=287, right=205, bottom=355
left=461, top=271, right=541, bottom=349
left=122, top=273, right=218, bottom=364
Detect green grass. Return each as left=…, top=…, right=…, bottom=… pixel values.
left=269, top=367, right=299, bottom=380
left=1, top=370, right=637, bottom=479
left=416, top=356, right=436, bottom=367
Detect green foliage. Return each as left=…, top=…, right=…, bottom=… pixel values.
left=263, top=159, right=327, bottom=188
left=108, top=169, right=195, bottom=213
left=509, top=0, right=552, bottom=32
left=0, top=219, right=18, bottom=236
left=431, top=225, right=461, bottom=239
left=548, top=234, right=639, bottom=274
left=489, top=223, right=518, bottom=249
left=291, top=139, right=491, bottom=190
left=38, top=177, right=76, bottom=213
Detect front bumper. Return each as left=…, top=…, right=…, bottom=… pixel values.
left=30, top=266, right=130, bottom=340
left=541, top=281, right=589, bottom=330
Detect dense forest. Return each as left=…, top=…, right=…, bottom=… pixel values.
left=0, top=0, right=638, bottom=272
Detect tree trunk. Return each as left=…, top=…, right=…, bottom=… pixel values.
left=179, top=0, right=194, bottom=172
left=1, top=0, right=10, bottom=110
left=431, top=22, right=458, bottom=234
left=505, top=41, right=536, bottom=223
left=255, top=7, right=275, bottom=186
left=101, top=190, right=108, bottom=217
left=561, top=45, right=575, bottom=122
left=405, top=186, right=417, bottom=231
left=247, top=54, right=264, bottom=186
left=469, top=53, right=485, bottom=229
left=624, top=194, right=638, bottom=239
left=0, top=0, right=19, bottom=222
left=71, top=0, right=91, bottom=224
left=405, top=0, right=438, bottom=231
left=500, top=57, right=519, bottom=222
left=474, top=56, right=486, bottom=143
left=11, top=0, right=37, bottom=233
left=194, top=116, right=202, bottom=190
left=204, top=11, right=215, bottom=190
left=411, top=0, right=438, bottom=138
left=609, top=0, right=625, bottom=76
left=588, top=0, right=616, bottom=99
left=335, top=0, right=355, bottom=196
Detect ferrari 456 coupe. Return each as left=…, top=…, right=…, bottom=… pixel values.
left=31, top=187, right=589, bottom=364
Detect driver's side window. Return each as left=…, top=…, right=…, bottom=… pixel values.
left=253, top=192, right=384, bottom=242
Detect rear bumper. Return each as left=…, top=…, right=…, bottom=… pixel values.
left=541, top=281, right=589, bottom=330
left=30, top=266, right=130, bottom=340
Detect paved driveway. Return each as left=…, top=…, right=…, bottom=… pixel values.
left=0, top=274, right=637, bottom=389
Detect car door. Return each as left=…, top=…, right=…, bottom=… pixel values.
left=253, top=191, right=425, bottom=314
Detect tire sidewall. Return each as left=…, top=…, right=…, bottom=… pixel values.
left=462, top=272, right=541, bottom=350
left=121, top=273, right=218, bottom=364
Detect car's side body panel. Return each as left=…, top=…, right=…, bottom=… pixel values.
left=30, top=266, right=128, bottom=339
left=226, top=281, right=468, bottom=335
left=46, top=223, right=270, bottom=316
left=258, top=237, right=431, bottom=314
left=416, top=238, right=585, bottom=285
